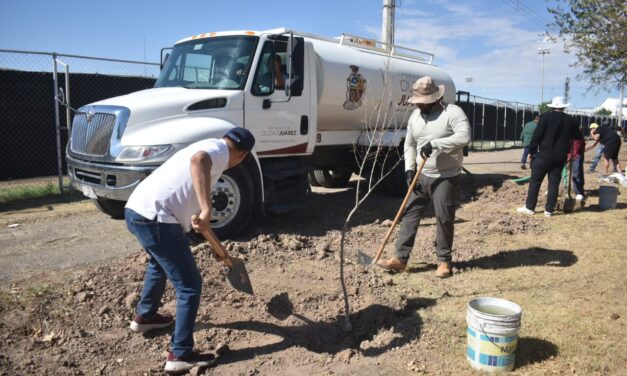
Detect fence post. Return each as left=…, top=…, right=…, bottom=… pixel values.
left=514, top=102, right=518, bottom=147
left=503, top=101, right=508, bottom=148
left=52, top=53, right=64, bottom=194
left=495, top=100, right=499, bottom=149
left=472, top=95, right=476, bottom=150
left=481, top=101, right=485, bottom=151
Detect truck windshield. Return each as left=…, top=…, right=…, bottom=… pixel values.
left=155, top=36, right=258, bottom=90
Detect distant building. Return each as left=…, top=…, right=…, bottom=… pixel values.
left=596, top=97, right=627, bottom=117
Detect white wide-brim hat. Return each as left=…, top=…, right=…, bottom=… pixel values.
left=547, top=96, right=571, bottom=108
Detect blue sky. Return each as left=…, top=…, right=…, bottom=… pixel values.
left=0, top=0, right=621, bottom=109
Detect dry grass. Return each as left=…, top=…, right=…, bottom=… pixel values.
left=392, top=188, right=627, bottom=375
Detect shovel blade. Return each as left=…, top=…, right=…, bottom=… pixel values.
left=563, top=198, right=575, bottom=213
left=357, top=250, right=374, bottom=266
left=226, top=258, right=254, bottom=295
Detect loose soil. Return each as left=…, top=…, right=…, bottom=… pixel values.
left=1, top=148, right=625, bottom=375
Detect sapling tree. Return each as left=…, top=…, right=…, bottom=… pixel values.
left=337, top=58, right=413, bottom=331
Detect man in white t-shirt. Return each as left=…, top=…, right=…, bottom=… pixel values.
left=124, top=127, right=254, bottom=373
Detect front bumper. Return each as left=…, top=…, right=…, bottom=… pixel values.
left=67, top=154, right=156, bottom=201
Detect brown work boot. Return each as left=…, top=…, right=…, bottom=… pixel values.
left=435, top=262, right=452, bottom=278
left=376, top=257, right=407, bottom=273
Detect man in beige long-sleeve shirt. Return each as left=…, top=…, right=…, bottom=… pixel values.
left=378, top=76, right=470, bottom=278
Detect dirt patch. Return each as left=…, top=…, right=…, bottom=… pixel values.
left=1, top=148, right=626, bottom=375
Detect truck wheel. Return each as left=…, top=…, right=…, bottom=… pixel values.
left=210, top=164, right=254, bottom=239
left=93, top=197, right=126, bottom=219
left=308, top=171, right=321, bottom=187
left=312, top=169, right=352, bottom=188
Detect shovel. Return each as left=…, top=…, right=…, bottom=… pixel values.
left=192, top=216, right=254, bottom=295
left=562, top=161, right=575, bottom=213
left=357, top=158, right=427, bottom=266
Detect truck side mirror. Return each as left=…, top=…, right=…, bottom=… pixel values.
left=285, top=33, right=293, bottom=98
left=160, top=47, right=172, bottom=70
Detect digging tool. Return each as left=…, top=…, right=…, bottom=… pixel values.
left=192, top=215, right=253, bottom=295
left=357, top=158, right=427, bottom=266
left=562, top=161, right=575, bottom=213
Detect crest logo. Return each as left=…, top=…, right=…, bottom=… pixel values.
left=85, top=108, right=95, bottom=123
left=343, top=65, right=367, bottom=110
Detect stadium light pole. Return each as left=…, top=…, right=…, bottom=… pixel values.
left=538, top=47, right=550, bottom=104
left=465, top=77, right=473, bottom=93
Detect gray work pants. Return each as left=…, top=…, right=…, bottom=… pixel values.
left=394, top=174, right=460, bottom=263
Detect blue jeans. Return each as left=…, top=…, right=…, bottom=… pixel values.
left=571, top=155, right=584, bottom=195
left=125, top=208, right=202, bottom=358
left=589, top=145, right=605, bottom=171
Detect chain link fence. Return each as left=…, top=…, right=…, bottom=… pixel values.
left=456, top=92, right=621, bottom=151
left=0, top=49, right=623, bottom=203
left=0, top=49, right=158, bottom=202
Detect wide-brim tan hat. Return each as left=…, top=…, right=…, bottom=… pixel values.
left=407, top=76, right=445, bottom=104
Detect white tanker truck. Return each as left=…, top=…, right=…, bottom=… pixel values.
left=66, top=28, right=456, bottom=238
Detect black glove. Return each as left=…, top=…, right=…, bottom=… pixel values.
left=405, top=170, right=416, bottom=188
left=420, top=142, right=433, bottom=159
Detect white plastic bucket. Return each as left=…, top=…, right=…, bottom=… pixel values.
left=466, top=297, right=522, bottom=373
left=598, top=185, right=618, bottom=210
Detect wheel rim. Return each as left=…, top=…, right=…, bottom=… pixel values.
left=210, top=174, right=241, bottom=228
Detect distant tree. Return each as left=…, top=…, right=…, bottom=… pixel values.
left=539, top=101, right=551, bottom=113
left=548, top=0, right=626, bottom=90
left=594, top=108, right=612, bottom=116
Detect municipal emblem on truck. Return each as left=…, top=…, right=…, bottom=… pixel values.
left=343, top=65, right=367, bottom=110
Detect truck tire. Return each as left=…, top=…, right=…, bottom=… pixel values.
left=312, top=169, right=352, bottom=188
left=210, top=164, right=254, bottom=239
left=93, top=197, right=126, bottom=219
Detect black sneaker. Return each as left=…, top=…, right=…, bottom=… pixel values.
left=129, top=312, right=174, bottom=332
left=521, top=164, right=526, bottom=170
left=164, top=351, right=216, bottom=373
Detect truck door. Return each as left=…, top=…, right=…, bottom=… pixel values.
left=244, top=36, right=314, bottom=157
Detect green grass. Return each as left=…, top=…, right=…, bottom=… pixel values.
left=0, top=182, right=62, bottom=206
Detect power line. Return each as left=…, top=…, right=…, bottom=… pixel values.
left=500, top=0, right=557, bottom=32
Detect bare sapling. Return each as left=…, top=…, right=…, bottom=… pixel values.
left=338, top=58, right=413, bottom=332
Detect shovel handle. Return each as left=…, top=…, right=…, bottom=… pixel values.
left=372, top=158, right=427, bottom=264
left=192, top=215, right=233, bottom=269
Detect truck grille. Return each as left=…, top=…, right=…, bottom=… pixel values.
left=70, top=112, right=117, bottom=156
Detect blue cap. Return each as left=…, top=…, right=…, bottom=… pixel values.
left=225, top=127, right=255, bottom=152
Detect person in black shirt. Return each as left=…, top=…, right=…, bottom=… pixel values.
left=587, top=122, right=623, bottom=175
left=517, top=97, right=583, bottom=217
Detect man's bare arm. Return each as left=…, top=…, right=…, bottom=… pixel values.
left=190, top=150, right=213, bottom=232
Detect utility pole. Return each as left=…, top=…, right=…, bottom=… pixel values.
left=618, top=81, right=624, bottom=133
left=382, top=0, right=395, bottom=52
left=564, top=76, right=570, bottom=104
left=538, top=47, right=550, bottom=104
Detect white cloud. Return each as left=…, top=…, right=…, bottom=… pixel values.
left=375, top=1, right=601, bottom=106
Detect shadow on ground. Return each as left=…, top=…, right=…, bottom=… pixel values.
left=515, top=337, right=559, bottom=368
left=244, top=172, right=517, bottom=240
left=406, top=247, right=577, bottom=273
left=201, top=295, right=436, bottom=365
left=0, top=190, right=86, bottom=213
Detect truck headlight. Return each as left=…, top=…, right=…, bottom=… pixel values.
left=117, top=145, right=172, bottom=162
